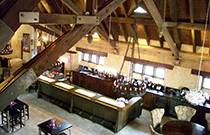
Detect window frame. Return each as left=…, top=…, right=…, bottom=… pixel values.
left=82, top=53, right=90, bottom=62
left=154, top=67, right=166, bottom=79
left=143, top=65, right=155, bottom=77
left=82, top=53, right=105, bottom=65
left=133, top=63, right=166, bottom=79
left=202, top=77, right=210, bottom=90
left=90, top=54, right=98, bottom=63
left=133, top=63, right=144, bottom=74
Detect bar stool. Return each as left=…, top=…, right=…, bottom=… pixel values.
left=1, top=108, right=23, bottom=132
left=14, top=99, right=29, bottom=119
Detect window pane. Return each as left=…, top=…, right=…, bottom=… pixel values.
left=144, top=65, right=154, bottom=76
left=203, top=78, right=210, bottom=89
left=99, top=56, right=105, bottom=65
left=134, top=63, right=143, bottom=74
left=155, top=68, right=166, bottom=79
left=91, top=54, right=97, bottom=63
left=83, top=53, right=89, bottom=61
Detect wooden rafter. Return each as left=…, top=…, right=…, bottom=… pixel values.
left=113, top=11, right=128, bottom=41
left=0, top=0, right=126, bottom=111
left=38, top=2, right=46, bottom=13
left=39, top=13, right=76, bottom=24
left=189, top=0, right=196, bottom=53
left=61, top=0, right=83, bottom=15
left=168, top=0, right=181, bottom=50
left=142, top=25, right=150, bottom=45
left=111, top=16, right=210, bottom=31
left=38, top=1, right=64, bottom=35
left=195, top=30, right=201, bottom=52
left=0, top=0, right=39, bottom=50
left=97, top=25, right=116, bottom=49
left=143, top=0, right=179, bottom=59
left=40, top=0, right=53, bottom=13
left=127, top=0, right=136, bottom=16
left=118, top=3, right=134, bottom=37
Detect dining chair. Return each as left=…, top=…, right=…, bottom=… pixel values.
left=149, top=125, right=163, bottom=135
left=174, top=105, right=196, bottom=121
left=151, top=108, right=165, bottom=133
left=205, top=113, right=210, bottom=131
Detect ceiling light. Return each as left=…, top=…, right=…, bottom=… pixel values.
left=134, top=6, right=147, bottom=13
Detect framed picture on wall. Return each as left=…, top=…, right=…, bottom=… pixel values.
left=22, top=33, right=30, bottom=53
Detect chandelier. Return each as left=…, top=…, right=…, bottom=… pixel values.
left=113, top=4, right=146, bottom=98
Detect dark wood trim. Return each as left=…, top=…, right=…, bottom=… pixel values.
left=125, top=56, right=174, bottom=70
left=76, top=47, right=108, bottom=57
left=191, top=69, right=210, bottom=77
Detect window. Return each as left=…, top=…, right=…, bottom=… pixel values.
left=203, top=77, right=210, bottom=89
left=134, top=6, right=147, bottom=13
left=144, top=65, right=154, bottom=76
left=91, top=54, right=97, bottom=63
left=83, top=53, right=89, bottom=61
left=81, top=53, right=105, bottom=65
left=133, top=63, right=166, bottom=79
left=99, top=56, right=105, bottom=65
left=155, top=67, right=166, bottom=79
left=134, top=63, right=143, bottom=74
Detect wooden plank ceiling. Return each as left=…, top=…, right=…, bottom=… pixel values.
left=0, top=0, right=210, bottom=110
left=1, top=0, right=210, bottom=56
left=33, top=0, right=210, bottom=56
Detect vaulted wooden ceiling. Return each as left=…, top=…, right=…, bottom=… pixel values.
left=2, top=0, right=210, bottom=57
left=0, top=0, right=210, bottom=110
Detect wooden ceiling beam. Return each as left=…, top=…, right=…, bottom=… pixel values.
left=61, top=0, right=83, bottom=15
left=119, top=3, right=134, bottom=36
left=111, top=16, right=210, bottom=31
left=40, top=0, right=53, bottom=13
left=127, top=0, right=143, bottom=16
left=119, top=4, right=128, bottom=17
left=38, top=1, right=64, bottom=35
left=38, top=2, right=46, bottom=13
left=127, top=0, right=136, bottom=16
left=177, top=22, right=210, bottom=31
left=143, top=0, right=179, bottom=59
left=195, top=30, right=201, bottom=50
left=0, top=0, right=126, bottom=111
left=97, top=25, right=116, bottom=49
left=39, top=13, right=76, bottom=24
left=105, top=19, right=119, bottom=41
left=168, top=0, right=181, bottom=50
left=189, top=0, right=196, bottom=53
left=113, top=11, right=128, bottom=41
left=0, top=0, right=39, bottom=50
left=142, top=25, right=150, bottom=45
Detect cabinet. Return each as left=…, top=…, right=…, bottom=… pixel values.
left=142, top=92, right=154, bottom=109
left=72, top=71, right=118, bottom=98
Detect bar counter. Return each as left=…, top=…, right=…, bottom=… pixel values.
left=37, top=75, right=143, bottom=133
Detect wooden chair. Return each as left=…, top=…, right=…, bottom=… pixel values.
left=174, top=105, right=196, bottom=121
left=151, top=108, right=165, bottom=134
left=205, top=113, right=210, bottom=131
left=149, top=125, right=163, bottom=135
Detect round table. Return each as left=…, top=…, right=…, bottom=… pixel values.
left=162, top=120, right=210, bottom=135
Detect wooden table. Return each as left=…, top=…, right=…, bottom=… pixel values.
left=162, top=120, right=210, bottom=135
left=38, top=117, right=72, bottom=135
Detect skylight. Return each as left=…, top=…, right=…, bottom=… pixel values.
left=134, top=6, right=147, bottom=13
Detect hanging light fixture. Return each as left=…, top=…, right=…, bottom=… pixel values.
left=113, top=0, right=146, bottom=98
